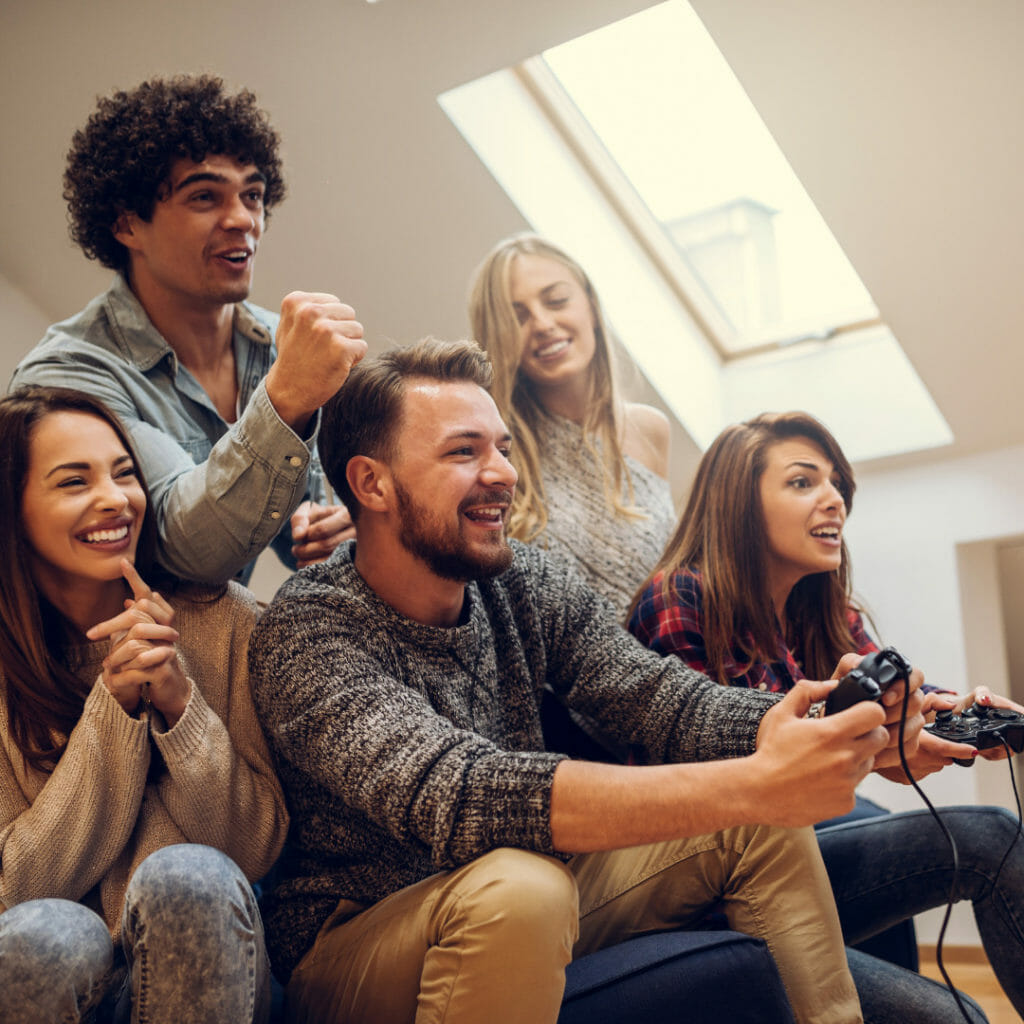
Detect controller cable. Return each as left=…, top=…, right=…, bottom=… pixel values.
left=891, top=677, right=1024, bottom=1023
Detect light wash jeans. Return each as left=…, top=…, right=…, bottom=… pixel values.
left=0, top=844, right=271, bottom=1024
left=819, top=804, right=1024, bottom=1024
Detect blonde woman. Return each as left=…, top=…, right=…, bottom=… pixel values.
left=469, top=234, right=674, bottom=622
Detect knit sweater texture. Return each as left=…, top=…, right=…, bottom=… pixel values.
left=251, top=540, right=779, bottom=979
left=536, top=413, right=676, bottom=620
left=0, top=582, right=288, bottom=936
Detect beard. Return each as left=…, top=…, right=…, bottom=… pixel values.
left=393, top=477, right=514, bottom=582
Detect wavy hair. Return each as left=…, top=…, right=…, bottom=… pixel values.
left=0, top=387, right=160, bottom=772
left=632, top=411, right=858, bottom=683
left=64, top=73, right=286, bottom=272
left=468, top=234, right=639, bottom=541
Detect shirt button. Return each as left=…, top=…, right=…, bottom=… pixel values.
left=270, top=511, right=281, bottom=520
left=288, top=455, right=302, bottom=468
left=758, top=682, right=768, bottom=691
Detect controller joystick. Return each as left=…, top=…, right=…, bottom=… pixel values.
left=825, top=647, right=912, bottom=716
left=925, top=702, right=1024, bottom=766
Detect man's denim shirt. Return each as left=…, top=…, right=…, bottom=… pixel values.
left=10, top=274, right=326, bottom=584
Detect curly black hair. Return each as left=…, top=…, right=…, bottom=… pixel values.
left=64, top=74, right=286, bottom=271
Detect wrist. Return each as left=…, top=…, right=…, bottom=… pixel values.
left=265, top=370, right=314, bottom=434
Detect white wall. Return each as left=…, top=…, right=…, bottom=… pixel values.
left=846, top=442, right=1024, bottom=944
left=0, top=275, right=50, bottom=386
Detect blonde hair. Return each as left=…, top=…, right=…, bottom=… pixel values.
left=468, top=234, right=639, bottom=540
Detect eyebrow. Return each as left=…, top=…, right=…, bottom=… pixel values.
left=440, top=429, right=512, bottom=446
left=44, top=454, right=134, bottom=480
left=173, top=169, right=267, bottom=193
left=511, top=282, right=571, bottom=306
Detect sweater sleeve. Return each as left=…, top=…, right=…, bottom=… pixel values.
left=151, top=587, right=288, bottom=882
left=521, top=548, right=779, bottom=764
left=0, top=680, right=149, bottom=910
left=251, top=580, right=564, bottom=871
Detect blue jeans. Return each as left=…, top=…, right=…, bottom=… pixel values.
left=819, top=805, right=1024, bottom=1023
left=0, top=844, right=271, bottom=1024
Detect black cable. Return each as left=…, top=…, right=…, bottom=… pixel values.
left=984, top=736, right=1023, bottom=899
left=892, top=683, right=1024, bottom=1023
left=892, top=675, right=973, bottom=1024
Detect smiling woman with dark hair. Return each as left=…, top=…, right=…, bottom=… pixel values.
left=0, top=386, right=287, bottom=1023
left=628, top=410, right=1024, bottom=1020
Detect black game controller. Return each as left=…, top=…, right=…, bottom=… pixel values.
left=825, top=647, right=912, bottom=715
left=925, top=704, right=1024, bottom=766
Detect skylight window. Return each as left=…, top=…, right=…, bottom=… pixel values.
left=439, top=0, right=952, bottom=461
left=543, top=2, right=878, bottom=353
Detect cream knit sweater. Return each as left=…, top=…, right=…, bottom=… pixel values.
left=0, top=582, right=287, bottom=936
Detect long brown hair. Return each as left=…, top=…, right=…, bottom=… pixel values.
left=0, top=387, right=160, bottom=772
left=468, top=234, right=640, bottom=541
left=632, top=412, right=858, bottom=683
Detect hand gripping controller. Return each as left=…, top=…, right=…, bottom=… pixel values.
left=825, top=647, right=912, bottom=715
left=925, top=704, right=1024, bottom=766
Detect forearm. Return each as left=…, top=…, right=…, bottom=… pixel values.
left=549, top=757, right=760, bottom=852
left=0, top=683, right=149, bottom=906
left=154, top=683, right=288, bottom=879
left=151, top=383, right=317, bottom=581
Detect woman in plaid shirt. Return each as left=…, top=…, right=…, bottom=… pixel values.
left=626, top=411, right=1024, bottom=1019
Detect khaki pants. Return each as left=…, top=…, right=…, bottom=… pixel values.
left=286, top=824, right=861, bottom=1024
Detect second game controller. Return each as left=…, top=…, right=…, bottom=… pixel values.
left=825, top=647, right=912, bottom=716
left=925, top=704, right=1024, bottom=766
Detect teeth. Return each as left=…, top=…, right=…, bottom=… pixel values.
left=536, top=339, right=569, bottom=358
left=811, top=528, right=839, bottom=538
left=82, top=526, right=128, bottom=543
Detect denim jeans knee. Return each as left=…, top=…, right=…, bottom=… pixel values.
left=121, top=844, right=271, bottom=1024
left=0, top=898, right=115, bottom=1024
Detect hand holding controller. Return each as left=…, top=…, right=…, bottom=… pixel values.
left=925, top=704, right=1024, bottom=766
left=825, top=647, right=912, bottom=715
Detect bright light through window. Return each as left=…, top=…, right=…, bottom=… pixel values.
left=439, top=1, right=952, bottom=462
left=544, top=1, right=876, bottom=350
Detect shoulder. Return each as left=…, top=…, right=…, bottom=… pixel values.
left=622, top=402, right=671, bottom=478
left=253, top=548, right=363, bottom=640
left=171, top=581, right=262, bottom=637
left=631, top=567, right=702, bottom=623
left=15, top=290, right=115, bottom=371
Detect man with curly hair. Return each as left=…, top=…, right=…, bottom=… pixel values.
left=10, top=74, right=366, bottom=584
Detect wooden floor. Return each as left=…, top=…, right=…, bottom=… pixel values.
left=918, top=946, right=1020, bottom=1023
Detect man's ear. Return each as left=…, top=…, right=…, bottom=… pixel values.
left=346, top=455, right=391, bottom=514
left=112, top=211, right=142, bottom=253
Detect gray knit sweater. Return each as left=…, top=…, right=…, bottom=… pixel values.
left=250, top=540, right=779, bottom=979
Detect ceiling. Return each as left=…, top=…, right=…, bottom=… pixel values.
left=2, top=0, right=1022, bottom=485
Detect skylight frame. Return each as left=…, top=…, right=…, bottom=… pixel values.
left=438, top=3, right=953, bottom=462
